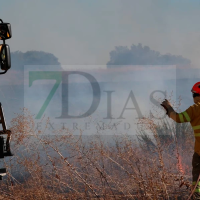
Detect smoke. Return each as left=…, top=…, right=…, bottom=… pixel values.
left=0, top=50, right=63, bottom=127
left=107, top=43, right=191, bottom=67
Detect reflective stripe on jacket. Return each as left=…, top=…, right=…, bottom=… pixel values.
left=175, top=102, right=200, bottom=154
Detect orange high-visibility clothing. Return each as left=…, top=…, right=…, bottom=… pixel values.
left=175, top=102, right=200, bottom=155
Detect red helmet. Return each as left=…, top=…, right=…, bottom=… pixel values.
left=191, top=82, right=200, bottom=94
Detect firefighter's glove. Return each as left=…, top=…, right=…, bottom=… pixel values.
left=160, top=99, right=173, bottom=116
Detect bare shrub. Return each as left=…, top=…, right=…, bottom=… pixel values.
left=0, top=93, right=195, bottom=199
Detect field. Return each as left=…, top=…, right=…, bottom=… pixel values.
left=0, top=101, right=195, bottom=200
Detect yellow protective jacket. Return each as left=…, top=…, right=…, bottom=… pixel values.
left=175, top=102, right=200, bottom=155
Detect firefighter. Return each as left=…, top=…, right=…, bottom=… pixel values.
left=161, top=82, right=200, bottom=199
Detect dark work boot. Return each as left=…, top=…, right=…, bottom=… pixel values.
left=191, top=186, right=200, bottom=200
left=192, top=193, right=200, bottom=200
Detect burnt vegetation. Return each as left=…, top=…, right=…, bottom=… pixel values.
left=0, top=93, right=195, bottom=199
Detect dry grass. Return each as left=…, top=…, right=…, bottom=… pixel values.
left=0, top=95, right=195, bottom=199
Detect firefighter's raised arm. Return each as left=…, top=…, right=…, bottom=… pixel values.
left=161, top=99, right=177, bottom=121
left=160, top=99, right=192, bottom=123
left=161, top=99, right=193, bottom=123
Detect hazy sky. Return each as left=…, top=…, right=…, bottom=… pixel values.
left=1, top=0, right=200, bottom=68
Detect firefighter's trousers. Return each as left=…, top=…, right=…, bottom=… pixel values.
left=192, top=152, right=200, bottom=199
